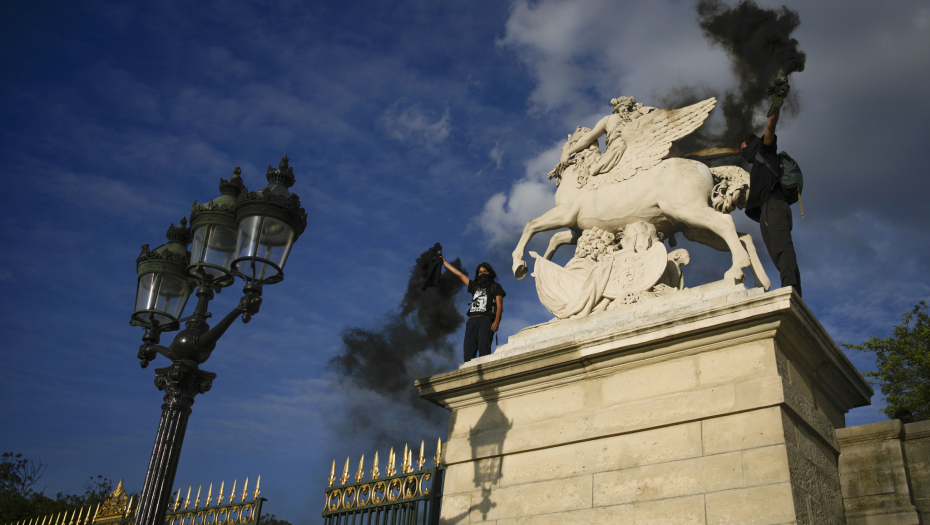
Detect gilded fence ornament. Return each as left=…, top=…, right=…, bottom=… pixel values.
left=241, top=478, right=249, bottom=503
left=205, top=483, right=213, bottom=507
left=253, top=476, right=261, bottom=500
left=387, top=448, right=396, bottom=477
left=229, top=480, right=237, bottom=504
left=327, top=460, right=335, bottom=488
left=183, top=486, right=192, bottom=511
left=93, top=479, right=129, bottom=524
left=354, top=455, right=365, bottom=483
left=370, top=451, right=380, bottom=480
left=194, top=485, right=202, bottom=509
left=417, top=441, right=426, bottom=471
left=217, top=481, right=225, bottom=506
left=339, top=458, right=350, bottom=486
left=172, top=490, right=182, bottom=512
left=435, top=438, right=442, bottom=467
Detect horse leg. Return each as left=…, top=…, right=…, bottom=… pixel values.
left=544, top=229, right=582, bottom=260
left=680, top=227, right=772, bottom=290
left=738, top=232, right=771, bottom=290
left=512, top=206, right=577, bottom=280
left=673, top=206, right=751, bottom=284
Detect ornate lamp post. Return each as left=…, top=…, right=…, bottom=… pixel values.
left=130, top=157, right=307, bottom=525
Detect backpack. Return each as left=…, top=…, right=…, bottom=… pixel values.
left=755, top=151, right=803, bottom=205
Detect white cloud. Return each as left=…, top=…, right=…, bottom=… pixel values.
left=499, top=0, right=733, bottom=121
left=489, top=141, right=504, bottom=169
left=475, top=142, right=561, bottom=247
left=382, top=102, right=452, bottom=148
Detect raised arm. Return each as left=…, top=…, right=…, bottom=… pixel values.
left=763, top=108, right=779, bottom=146
left=442, top=256, right=469, bottom=286
left=560, top=116, right=608, bottom=162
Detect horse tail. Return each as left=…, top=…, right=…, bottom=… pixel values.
left=709, top=166, right=750, bottom=214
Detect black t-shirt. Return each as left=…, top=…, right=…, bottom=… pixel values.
left=742, top=134, right=785, bottom=222
left=467, top=281, right=506, bottom=317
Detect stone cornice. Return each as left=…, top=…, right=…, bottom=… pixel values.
left=416, top=286, right=872, bottom=413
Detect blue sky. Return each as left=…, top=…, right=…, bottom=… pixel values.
left=1, top=0, right=929, bottom=523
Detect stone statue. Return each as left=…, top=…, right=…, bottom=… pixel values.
left=512, top=97, right=772, bottom=319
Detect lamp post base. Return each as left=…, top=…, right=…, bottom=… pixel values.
left=135, top=361, right=216, bottom=525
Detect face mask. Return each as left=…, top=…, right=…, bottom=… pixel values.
left=475, top=274, right=493, bottom=286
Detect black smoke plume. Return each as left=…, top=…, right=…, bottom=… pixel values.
left=668, top=0, right=806, bottom=152
left=328, top=248, right=467, bottom=441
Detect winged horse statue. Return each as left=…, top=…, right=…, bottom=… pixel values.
left=511, top=96, right=771, bottom=293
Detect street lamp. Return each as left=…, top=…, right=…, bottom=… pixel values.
left=131, top=157, right=307, bottom=525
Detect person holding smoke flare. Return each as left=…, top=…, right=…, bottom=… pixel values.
left=441, top=257, right=505, bottom=362
left=740, top=78, right=802, bottom=297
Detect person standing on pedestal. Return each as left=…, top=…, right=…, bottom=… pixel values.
left=741, top=80, right=802, bottom=297
left=442, top=257, right=506, bottom=362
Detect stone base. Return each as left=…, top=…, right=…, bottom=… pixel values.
left=416, top=285, right=872, bottom=525
left=837, top=419, right=930, bottom=525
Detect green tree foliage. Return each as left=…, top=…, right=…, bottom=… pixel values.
left=258, top=514, right=292, bottom=525
left=0, top=453, right=119, bottom=524
left=842, top=301, right=930, bottom=421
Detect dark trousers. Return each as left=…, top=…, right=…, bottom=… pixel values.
left=464, top=316, right=494, bottom=362
left=760, top=198, right=802, bottom=297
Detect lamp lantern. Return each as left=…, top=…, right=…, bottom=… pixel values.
left=231, top=156, right=307, bottom=284
left=132, top=219, right=194, bottom=330
left=188, top=167, right=245, bottom=288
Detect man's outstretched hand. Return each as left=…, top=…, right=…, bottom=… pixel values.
left=766, top=78, right=790, bottom=117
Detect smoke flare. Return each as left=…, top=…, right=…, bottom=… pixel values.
left=328, top=248, right=467, bottom=440
left=669, top=0, right=806, bottom=152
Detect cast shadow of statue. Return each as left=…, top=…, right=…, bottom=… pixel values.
left=443, top=365, right=512, bottom=524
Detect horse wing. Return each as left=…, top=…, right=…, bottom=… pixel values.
left=614, top=97, right=717, bottom=177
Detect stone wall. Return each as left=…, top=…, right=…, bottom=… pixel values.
left=837, top=419, right=930, bottom=524
left=418, top=285, right=873, bottom=525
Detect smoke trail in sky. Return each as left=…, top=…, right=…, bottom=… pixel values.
left=328, top=247, right=467, bottom=443
left=668, top=0, right=806, bottom=152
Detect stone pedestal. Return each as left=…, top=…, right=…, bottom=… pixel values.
left=416, top=284, right=872, bottom=525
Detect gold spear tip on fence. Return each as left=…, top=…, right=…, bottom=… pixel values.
left=387, top=448, right=396, bottom=477
left=340, top=457, right=350, bottom=486
left=242, top=478, right=249, bottom=502
left=253, top=475, right=261, bottom=500
left=418, top=440, right=426, bottom=471
left=435, top=437, right=442, bottom=467
left=125, top=496, right=134, bottom=517
left=184, top=486, right=192, bottom=510
left=328, top=459, right=336, bottom=488
left=218, top=481, right=225, bottom=506
left=354, top=455, right=365, bottom=483
left=230, top=480, right=237, bottom=504
left=195, top=485, right=202, bottom=509
left=206, top=483, right=213, bottom=507
left=371, top=451, right=380, bottom=480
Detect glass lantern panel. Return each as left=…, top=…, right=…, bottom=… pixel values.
left=234, top=216, right=296, bottom=280
left=190, top=223, right=237, bottom=277
left=135, top=272, right=161, bottom=316
left=134, top=272, right=192, bottom=325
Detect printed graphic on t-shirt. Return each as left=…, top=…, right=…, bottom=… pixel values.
left=469, top=288, right=489, bottom=315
